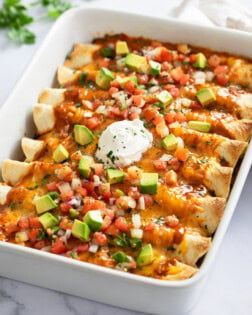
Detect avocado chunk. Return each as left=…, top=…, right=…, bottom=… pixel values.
left=162, top=134, right=178, bottom=151
left=196, top=88, right=216, bottom=106
left=69, top=208, right=79, bottom=219
left=112, top=251, right=129, bottom=264
left=78, top=156, right=92, bottom=178
left=106, top=169, right=126, bottom=184
left=83, top=210, right=103, bottom=231
left=188, top=121, right=211, bottom=132
left=53, top=144, right=69, bottom=163
left=157, top=90, right=173, bottom=106
left=95, top=67, right=115, bottom=90
left=140, top=173, right=158, bottom=194
left=72, top=219, right=90, bottom=241
left=35, top=194, right=57, bottom=214
left=119, top=76, right=138, bottom=88
left=101, top=47, right=114, bottom=58
left=39, top=212, right=59, bottom=229
left=116, top=41, right=129, bottom=56
left=136, top=244, right=153, bottom=266
left=150, top=60, right=161, bottom=76
left=125, top=53, right=147, bottom=72
left=193, top=53, right=207, bottom=69
left=74, top=124, right=95, bottom=146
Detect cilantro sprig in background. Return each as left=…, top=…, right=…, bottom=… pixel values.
left=0, top=0, right=72, bottom=45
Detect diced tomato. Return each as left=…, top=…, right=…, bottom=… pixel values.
left=129, top=112, right=140, bottom=120
left=143, top=108, right=157, bottom=122
left=82, top=182, right=95, bottom=193
left=115, top=197, right=129, bottom=209
left=153, top=160, right=167, bottom=170
left=28, top=216, right=42, bottom=228
left=131, top=95, right=142, bottom=107
left=136, top=74, right=148, bottom=85
left=189, top=54, right=197, bottom=63
left=91, top=163, right=104, bottom=176
left=76, top=187, right=87, bottom=197
left=60, top=218, right=73, bottom=230
left=95, top=232, right=107, bottom=245
left=165, top=111, right=177, bottom=124
left=60, top=203, right=71, bottom=214
left=103, top=208, right=115, bottom=220
left=168, top=157, right=180, bottom=171
left=61, top=190, right=74, bottom=202
left=71, top=151, right=83, bottom=164
left=109, top=86, right=119, bottom=96
left=51, top=238, right=67, bottom=254
left=5, top=223, right=20, bottom=234
left=82, top=197, right=105, bottom=213
left=105, top=224, right=120, bottom=236
left=156, top=122, right=169, bottom=138
left=115, top=217, right=129, bottom=232
left=142, top=194, right=154, bottom=208
left=133, top=88, right=145, bottom=95
left=214, top=65, right=228, bottom=75
left=86, top=117, right=101, bottom=130
left=165, top=215, right=179, bottom=228
left=174, top=148, right=189, bottom=162
left=167, top=87, right=179, bottom=98
left=127, top=166, right=143, bottom=180
left=190, top=101, right=202, bottom=110
left=28, top=228, right=41, bottom=243
left=153, top=115, right=165, bottom=126
left=160, top=48, right=172, bottom=62
left=110, top=79, right=121, bottom=89
left=47, top=181, right=58, bottom=192
left=179, top=74, right=189, bottom=85
left=128, top=187, right=141, bottom=199
left=56, top=166, right=73, bottom=182
left=124, top=80, right=135, bottom=93
left=18, top=217, right=29, bottom=229
left=34, top=240, right=46, bottom=250
left=100, top=215, right=112, bottom=231
left=170, top=67, right=184, bottom=82
left=165, top=170, right=178, bottom=185
left=98, top=183, right=110, bottom=197
left=176, top=112, right=186, bottom=123
left=208, top=54, right=221, bottom=68
left=76, top=243, right=89, bottom=253
left=216, top=74, right=228, bottom=86
left=92, top=99, right=102, bottom=110
left=145, top=221, right=156, bottom=231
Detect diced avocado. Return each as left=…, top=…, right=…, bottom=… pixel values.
left=140, top=173, right=158, bottom=195
left=188, top=121, right=211, bottom=132
left=106, top=169, right=126, bottom=184
left=125, top=53, right=147, bottom=72
left=74, top=125, right=95, bottom=146
left=116, top=41, right=129, bottom=56
left=150, top=60, right=161, bottom=76
left=157, top=90, right=173, bottom=106
left=39, top=212, right=59, bottom=229
left=119, top=76, right=138, bottom=88
left=53, top=144, right=69, bottom=163
left=193, top=53, right=207, bottom=69
left=95, top=67, right=115, bottom=90
left=112, top=251, right=129, bottom=264
left=69, top=208, right=79, bottom=219
left=83, top=210, right=103, bottom=231
left=78, top=156, right=92, bottom=178
left=115, top=189, right=125, bottom=196
left=48, top=191, right=60, bottom=200
left=196, top=88, right=216, bottom=106
left=72, top=219, right=90, bottom=241
left=101, top=47, right=114, bottom=58
left=162, top=134, right=178, bottom=151
left=136, top=244, right=153, bottom=266
left=35, top=194, right=57, bottom=214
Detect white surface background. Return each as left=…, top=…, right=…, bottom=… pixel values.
left=0, top=0, right=251, bottom=314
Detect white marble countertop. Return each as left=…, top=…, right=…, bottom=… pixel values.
left=0, top=0, right=252, bottom=314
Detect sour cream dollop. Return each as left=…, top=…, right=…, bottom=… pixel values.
left=95, top=119, right=153, bottom=167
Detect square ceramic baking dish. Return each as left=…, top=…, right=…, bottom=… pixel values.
left=0, top=7, right=251, bottom=315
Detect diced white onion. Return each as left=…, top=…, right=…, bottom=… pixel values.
left=89, top=243, right=99, bottom=253
left=138, top=196, right=145, bottom=210
left=160, top=154, right=173, bottom=162
left=60, top=229, right=72, bottom=244
left=129, top=106, right=142, bottom=114
left=181, top=121, right=188, bottom=128
left=130, top=179, right=140, bottom=186
left=176, top=137, right=184, bottom=148
left=169, top=121, right=181, bottom=128
left=130, top=228, right=143, bottom=239
left=148, top=86, right=160, bottom=94
left=109, top=197, right=116, bottom=205
left=93, top=175, right=101, bottom=187
left=148, top=78, right=158, bottom=86
left=116, top=58, right=126, bottom=70
left=205, top=71, right=215, bottom=82
left=174, top=60, right=182, bottom=68
left=132, top=213, right=141, bottom=228
left=57, top=229, right=65, bottom=236
left=41, top=246, right=51, bottom=252
left=57, top=182, right=71, bottom=193
left=127, top=197, right=137, bottom=209
left=116, top=209, right=125, bottom=217
left=181, top=98, right=191, bottom=108
left=71, top=178, right=82, bottom=190
left=83, top=111, right=93, bottom=118
left=15, top=231, right=28, bottom=243
left=82, top=100, right=93, bottom=110
left=67, top=198, right=81, bottom=207
left=193, top=71, right=206, bottom=84
left=96, top=105, right=106, bottom=114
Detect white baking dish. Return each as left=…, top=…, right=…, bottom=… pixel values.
left=0, top=7, right=251, bottom=315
